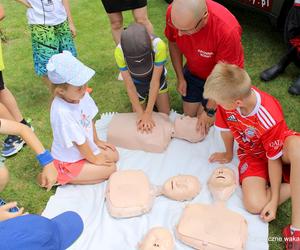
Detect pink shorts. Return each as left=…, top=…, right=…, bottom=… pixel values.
left=53, top=159, right=85, bottom=185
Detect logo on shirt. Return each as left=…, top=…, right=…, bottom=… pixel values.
left=80, top=110, right=91, bottom=129
left=134, top=58, right=144, bottom=63
left=269, top=140, right=282, bottom=150
left=240, top=162, right=248, bottom=174
left=227, top=115, right=238, bottom=122
left=245, top=127, right=256, bottom=138
left=197, top=49, right=214, bottom=58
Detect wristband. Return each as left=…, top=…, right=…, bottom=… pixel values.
left=36, top=150, right=54, bottom=167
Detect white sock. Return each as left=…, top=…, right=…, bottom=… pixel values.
left=290, top=225, right=300, bottom=234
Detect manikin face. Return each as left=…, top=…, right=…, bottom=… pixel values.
left=139, top=227, right=174, bottom=250
left=162, top=175, right=200, bottom=201
left=173, top=116, right=205, bottom=143
left=208, top=167, right=237, bottom=201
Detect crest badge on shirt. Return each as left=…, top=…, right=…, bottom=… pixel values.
left=245, top=127, right=256, bottom=138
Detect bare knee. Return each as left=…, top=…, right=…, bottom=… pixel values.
left=103, top=148, right=119, bottom=162
left=243, top=194, right=267, bottom=214
left=109, top=17, right=123, bottom=31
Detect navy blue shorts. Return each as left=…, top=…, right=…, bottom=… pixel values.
left=182, top=66, right=207, bottom=106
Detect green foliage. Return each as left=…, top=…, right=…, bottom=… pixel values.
left=0, top=1, right=298, bottom=249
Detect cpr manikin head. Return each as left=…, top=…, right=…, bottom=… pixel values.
left=208, top=167, right=237, bottom=202
left=162, top=175, right=201, bottom=201
left=106, top=171, right=201, bottom=218
left=139, top=227, right=174, bottom=250
left=172, top=116, right=205, bottom=143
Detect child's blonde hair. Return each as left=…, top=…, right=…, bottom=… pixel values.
left=203, top=62, right=252, bottom=103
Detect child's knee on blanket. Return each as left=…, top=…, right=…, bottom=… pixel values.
left=102, top=148, right=119, bottom=162
left=242, top=177, right=269, bottom=214
left=0, top=166, right=9, bottom=192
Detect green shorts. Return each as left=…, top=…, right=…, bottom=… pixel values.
left=30, top=20, right=77, bottom=76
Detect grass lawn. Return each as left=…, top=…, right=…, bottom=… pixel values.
left=1, top=0, right=299, bottom=249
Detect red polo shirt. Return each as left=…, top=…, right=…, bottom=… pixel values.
left=165, top=0, right=244, bottom=80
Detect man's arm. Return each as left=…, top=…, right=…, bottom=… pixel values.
left=168, top=41, right=187, bottom=96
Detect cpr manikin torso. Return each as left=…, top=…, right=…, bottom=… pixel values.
left=105, top=170, right=201, bottom=218
left=138, top=227, right=174, bottom=250
left=107, top=112, right=205, bottom=153
left=176, top=167, right=248, bottom=250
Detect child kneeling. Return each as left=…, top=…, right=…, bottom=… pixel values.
left=204, top=62, right=300, bottom=250
left=47, top=51, right=118, bottom=185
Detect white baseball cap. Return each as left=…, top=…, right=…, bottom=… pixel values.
left=47, top=51, right=95, bottom=86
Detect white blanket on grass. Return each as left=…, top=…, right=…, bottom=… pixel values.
left=42, top=112, right=268, bottom=250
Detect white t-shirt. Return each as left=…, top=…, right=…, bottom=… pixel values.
left=26, top=0, right=67, bottom=25
left=50, top=92, right=100, bottom=162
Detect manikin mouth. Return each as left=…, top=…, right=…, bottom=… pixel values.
left=216, top=176, right=225, bottom=179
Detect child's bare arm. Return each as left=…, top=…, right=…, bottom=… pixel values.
left=15, top=0, right=32, bottom=8
left=0, top=4, right=5, bottom=21
left=92, top=121, right=116, bottom=151
left=260, top=158, right=282, bottom=222
left=0, top=119, right=57, bottom=191
left=122, top=70, right=144, bottom=116
left=62, top=0, right=76, bottom=37
left=76, top=140, right=113, bottom=166
left=209, top=130, right=234, bottom=163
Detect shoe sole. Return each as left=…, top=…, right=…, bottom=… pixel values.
left=1, top=141, right=26, bottom=157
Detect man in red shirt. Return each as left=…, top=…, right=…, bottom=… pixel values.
left=204, top=62, right=300, bottom=250
left=165, top=0, right=244, bottom=135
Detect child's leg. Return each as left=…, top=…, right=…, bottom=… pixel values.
left=69, top=162, right=116, bottom=185
left=0, top=165, right=9, bottom=192
left=102, top=148, right=119, bottom=162
left=242, top=176, right=269, bottom=214
left=107, top=12, right=123, bottom=44
left=0, top=88, right=23, bottom=122
left=282, top=135, right=300, bottom=228
left=0, top=102, right=15, bottom=120
left=156, top=92, right=170, bottom=115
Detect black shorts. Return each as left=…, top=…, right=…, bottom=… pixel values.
left=0, top=71, right=5, bottom=90
left=135, top=80, right=168, bottom=104
left=285, top=6, right=300, bottom=44
left=181, top=66, right=208, bottom=107
left=101, top=0, right=147, bottom=13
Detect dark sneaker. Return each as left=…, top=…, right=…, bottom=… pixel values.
left=1, top=135, right=25, bottom=157
left=283, top=225, right=300, bottom=250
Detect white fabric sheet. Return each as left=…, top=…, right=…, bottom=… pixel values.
left=42, top=112, right=269, bottom=250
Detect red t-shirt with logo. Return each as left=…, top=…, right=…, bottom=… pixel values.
left=164, top=0, right=244, bottom=79
left=215, top=87, right=296, bottom=160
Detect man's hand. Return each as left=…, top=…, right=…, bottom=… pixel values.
left=0, top=202, right=25, bottom=221
left=260, top=200, right=278, bottom=222
left=95, top=140, right=116, bottom=152
left=176, top=78, right=187, bottom=97
left=209, top=152, right=233, bottom=163
left=136, top=112, right=155, bottom=133
left=39, top=163, right=58, bottom=191
left=196, top=111, right=215, bottom=135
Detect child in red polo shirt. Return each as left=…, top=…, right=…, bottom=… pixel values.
left=204, top=62, right=300, bottom=250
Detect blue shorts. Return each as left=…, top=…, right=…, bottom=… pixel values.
left=182, top=66, right=208, bottom=106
